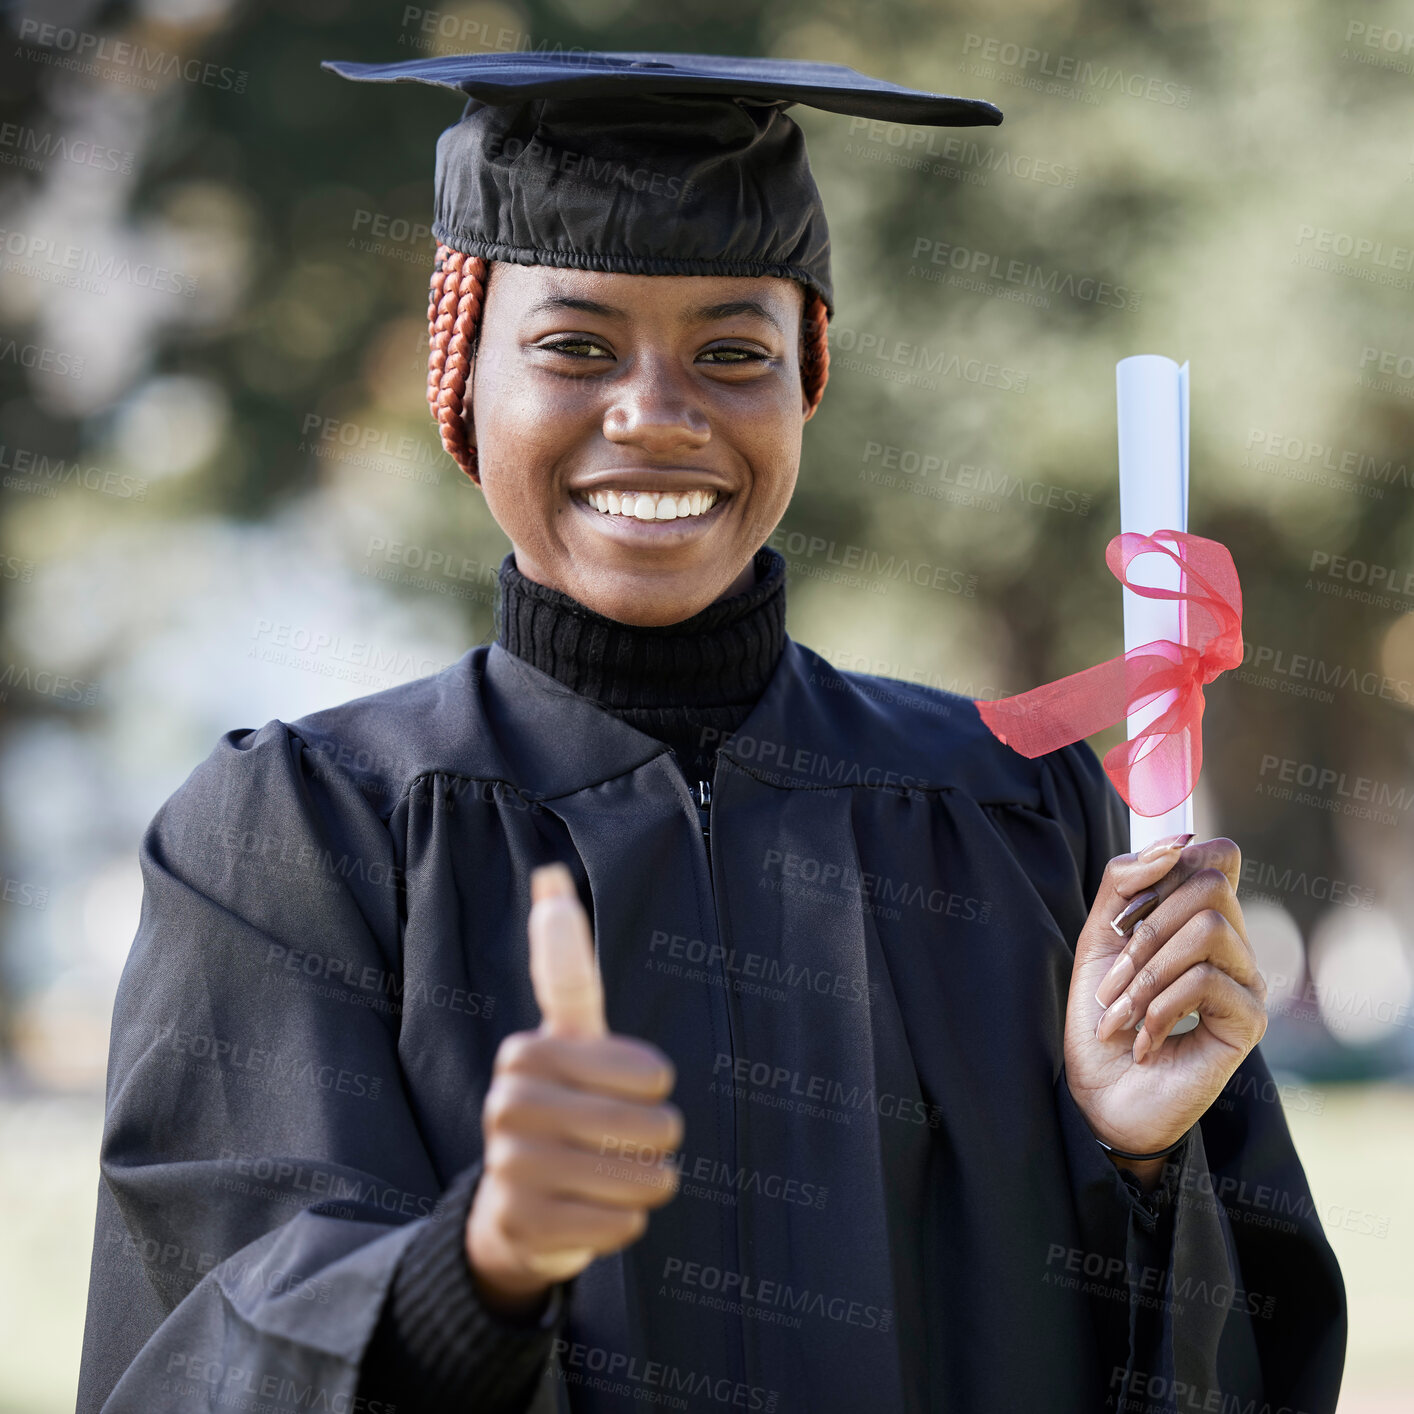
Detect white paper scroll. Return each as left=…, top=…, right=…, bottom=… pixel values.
left=1116, top=355, right=1199, bottom=1034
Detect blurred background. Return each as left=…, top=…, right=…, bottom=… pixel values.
left=1, top=0, right=1411, bottom=1408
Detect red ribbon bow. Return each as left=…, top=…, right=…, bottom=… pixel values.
left=976, top=530, right=1243, bottom=817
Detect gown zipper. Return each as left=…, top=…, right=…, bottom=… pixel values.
left=692, top=778, right=712, bottom=859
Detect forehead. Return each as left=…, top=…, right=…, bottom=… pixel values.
left=489, top=263, right=805, bottom=321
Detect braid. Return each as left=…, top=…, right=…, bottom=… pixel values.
left=425, top=252, right=830, bottom=480
left=799, top=288, right=830, bottom=419
left=426, top=243, right=489, bottom=484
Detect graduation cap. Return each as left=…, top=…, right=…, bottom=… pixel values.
left=320, top=51, right=1003, bottom=317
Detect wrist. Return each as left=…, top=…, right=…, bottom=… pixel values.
left=465, top=1211, right=555, bottom=1321
left=1104, top=1152, right=1166, bottom=1193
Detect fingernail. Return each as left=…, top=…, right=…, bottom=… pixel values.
left=1111, top=888, right=1160, bottom=936
left=1133, top=1024, right=1151, bottom=1064
left=1095, top=992, right=1133, bottom=1041
left=1095, top=951, right=1135, bottom=1008
left=1137, top=832, right=1195, bottom=862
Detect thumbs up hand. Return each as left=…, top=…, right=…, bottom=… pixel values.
left=465, top=864, right=683, bottom=1319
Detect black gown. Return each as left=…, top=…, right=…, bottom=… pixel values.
left=76, top=557, right=1347, bottom=1414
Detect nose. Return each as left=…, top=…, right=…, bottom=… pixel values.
left=601, top=356, right=711, bottom=453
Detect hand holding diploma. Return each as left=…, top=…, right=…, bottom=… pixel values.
left=1062, top=834, right=1268, bottom=1182
left=977, top=355, right=1257, bottom=1181
left=465, top=862, right=682, bottom=1316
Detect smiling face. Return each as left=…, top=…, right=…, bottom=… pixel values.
left=466, top=263, right=810, bottom=627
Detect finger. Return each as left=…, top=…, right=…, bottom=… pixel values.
left=1109, top=831, right=1197, bottom=901
left=506, top=1189, right=651, bottom=1265
left=1132, top=962, right=1268, bottom=1065
left=1076, top=838, right=1198, bottom=980
left=529, top=862, right=607, bottom=1039
left=524, top=1249, right=597, bottom=1281
left=485, top=1132, right=681, bottom=1209
left=494, top=1030, right=676, bottom=1103
left=1095, top=908, right=1264, bottom=1042
left=1123, top=836, right=1241, bottom=905
left=484, top=1073, right=685, bottom=1156
left=480, top=1183, right=649, bottom=1281
left=1096, top=865, right=1255, bottom=1010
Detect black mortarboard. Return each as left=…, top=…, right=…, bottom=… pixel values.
left=321, top=52, right=1002, bottom=314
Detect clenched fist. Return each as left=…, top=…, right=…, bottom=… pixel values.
left=465, top=863, right=683, bottom=1319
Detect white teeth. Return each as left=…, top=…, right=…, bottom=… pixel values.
left=581, top=489, right=720, bottom=521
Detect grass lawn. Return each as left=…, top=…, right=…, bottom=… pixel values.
left=3, top=1085, right=1409, bottom=1412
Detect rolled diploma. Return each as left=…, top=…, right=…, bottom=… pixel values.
left=1116, top=355, right=1199, bottom=1034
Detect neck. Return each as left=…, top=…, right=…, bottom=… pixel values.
left=493, top=546, right=788, bottom=782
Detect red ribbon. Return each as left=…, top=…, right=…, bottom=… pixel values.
left=975, top=530, right=1243, bottom=817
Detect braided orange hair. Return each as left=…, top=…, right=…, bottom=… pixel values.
left=426, top=242, right=830, bottom=485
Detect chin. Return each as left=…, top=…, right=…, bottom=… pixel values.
left=572, top=561, right=732, bottom=627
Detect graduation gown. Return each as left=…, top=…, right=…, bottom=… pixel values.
left=77, top=635, right=1347, bottom=1413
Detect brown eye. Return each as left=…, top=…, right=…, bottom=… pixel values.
left=699, top=346, right=765, bottom=364
left=545, top=338, right=613, bottom=359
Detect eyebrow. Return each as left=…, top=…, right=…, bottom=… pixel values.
left=526, top=294, right=784, bottom=334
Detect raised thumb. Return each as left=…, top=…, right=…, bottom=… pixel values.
left=528, top=863, right=607, bottom=1039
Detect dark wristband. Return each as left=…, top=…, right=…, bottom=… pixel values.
left=1093, top=1128, right=1193, bottom=1162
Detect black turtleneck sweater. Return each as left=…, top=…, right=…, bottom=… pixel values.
left=495, top=543, right=787, bottom=789
left=356, top=544, right=788, bottom=1413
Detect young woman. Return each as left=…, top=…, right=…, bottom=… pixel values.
left=78, top=52, right=1345, bottom=1414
